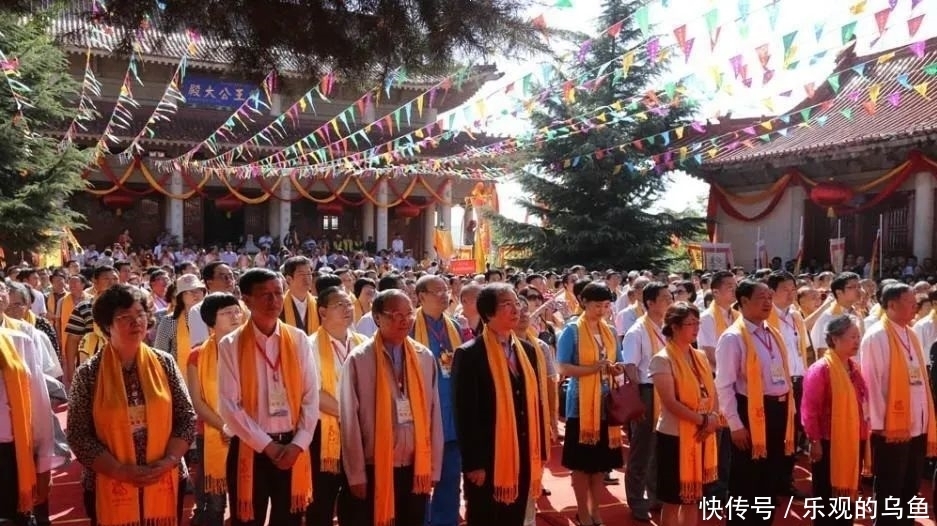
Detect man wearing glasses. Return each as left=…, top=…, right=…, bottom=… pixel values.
left=188, top=262, right=238, bottom=346
left=809, top=272, right=864, bottom=359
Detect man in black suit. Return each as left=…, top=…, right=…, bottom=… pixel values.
left=452, top=283, right=548, bottom=526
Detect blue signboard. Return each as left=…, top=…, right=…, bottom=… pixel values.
left=182, top=76, right=257, bottom=109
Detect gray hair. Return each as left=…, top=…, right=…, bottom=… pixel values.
left=824, top=314, right=857, bottom=349
left=6, top=281, right=32, bottom=304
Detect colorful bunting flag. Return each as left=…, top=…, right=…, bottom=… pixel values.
left=874, top=7, right=891, bottom=36
left=841, top=21, right=857, bottom=44
left=908, top=14, right=925, bottom=38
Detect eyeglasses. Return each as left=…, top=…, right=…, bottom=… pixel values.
left=380, top=310, right=416, bottom=322
left=497, top=300, right=522, bottom=310
left=327, top=301, right=354, bottom=310
left=114, top=312, right=148, bottom=326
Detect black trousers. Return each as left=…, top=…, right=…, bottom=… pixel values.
left=871, top=434, right=925, bottom=526
left=82, top=478, right=186, bottom=526
left=810, top=439, right=865, bottom=526
left=786, top=376, right=804, bottom=486
left=227, top=436, right=303, bottom=526
left=0, top=443, right=34, bottom=526
left=305, top=424, right=351, bottom=526
left=342, top=465, right=428, bottom=526
left=463, top=462, right=530, bottom=526
left=728, top=394, right=792, bottom=526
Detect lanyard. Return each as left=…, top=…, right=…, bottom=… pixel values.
left=391, top=348, right=407, bottom=393
left=779, top=311, right=798, bottom=335
left=894, top=327, right=914, bottom=361
left=752, top=327, right=774, bottom=358
left=650, top=327, right=666, bottom=348
left=427, top=318, right=453, bottom=351
left=332, top=337, right=350, bottom=364
left=256, top=341, right=282, bottom=382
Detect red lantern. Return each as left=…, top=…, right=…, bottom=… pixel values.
left=101, top=191, right=135, bottom=216
left=216, top=194, right=243, bottom=218
left=810, top=181, right=854, bottom=217
left=318, top=201, right=344, bottom=215
left=396, top=204, right=421, bottom=218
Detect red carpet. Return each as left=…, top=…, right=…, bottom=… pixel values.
left=48, top=410, right=937, bottom=525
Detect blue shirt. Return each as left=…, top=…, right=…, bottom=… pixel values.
left=556, top=323, right=622, bottom=419
left=411, top=313, right=463, bottom=441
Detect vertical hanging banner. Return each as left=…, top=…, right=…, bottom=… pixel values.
left=830, top=237, right=846, bottom=273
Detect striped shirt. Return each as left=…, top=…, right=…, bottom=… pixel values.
left=65, top=299, right=94, bottom=337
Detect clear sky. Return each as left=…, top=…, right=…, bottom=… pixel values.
left=458, top=0, right=937, bottom=224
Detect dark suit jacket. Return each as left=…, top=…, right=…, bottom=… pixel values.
left=451, top=335, right=548, bottom=475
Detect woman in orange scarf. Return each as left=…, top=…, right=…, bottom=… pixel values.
left=66, top=284, right=196, bottom=526
left=186, top=293, right=245, bottom=526
left=802, top=315, right=869, bottom=525
left=650, top=303, right=720, bottom=526
left=556, top=282, right=625, bottom=526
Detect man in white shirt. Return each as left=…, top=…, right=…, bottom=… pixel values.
left=280, top=256, right=322, bottom=335
left=810, top=272, right=863, bottom=358
left=391, top=234, right=405, bottom=255
left=218, top=268, right=320, bottom=526
left=355, top=274, right=405, bottom=337
left=766, top=271, right=811, bottom=498
left=912, top=289, right=937, bottom=367
left=860, top=282, right=934, bottom=525
left=621, top=282, right=672, bottom=521
left=716, top=279, right=795, bottom=525
left=614, top=276, right=649, bottom=339
left=697, top=270, right=737, bottom=368
left=188, top=262, right=237, bottom=346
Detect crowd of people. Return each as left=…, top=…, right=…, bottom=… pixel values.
left=0, top=251, right=936, bottom=526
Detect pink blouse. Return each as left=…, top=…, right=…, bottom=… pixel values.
left=801, top=357, right=870, bottom=441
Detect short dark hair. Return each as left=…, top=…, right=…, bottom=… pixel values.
left=316, top=274, right=342, bottom=292
left=579, top=281, right=614, bottom=303
left=525, top=274, right=544, bottom=284
left=377, top=274, right=404, bottom=291
left=16, top=268, right=37, bottom=282
left=114, top=260, right=132, bottom=272
left=353, top=277, right=376, bottom=297
left=200, top=292, right=241, bottom=328
left=766, top=271, right=795, bottom=291
left=92, top=284, right=149, bottom=337
left=282, top=256, right=312, bottom=277
left=881, top=282, right=912, bottom=311
left=642, top=281, right=670, bottom=309
left=710, top=270, right=735, bottom=290
left=476, top=283, right=515, bottom=323
left=484, top=268, right=503, bottom=281
left=238, top=268, right=279, bottom=296
left=876, top=279, right=899, bottom=304
left=201, top=261, right=229, bottom=283
left=662, top=302, right=701, bottom=338
left=371, top=289, right=410, bottom=317
left=92, top=265, right=117, bottom=280
left=735, top=278, right=764, bottom=303
left=831, top=272, right=860, bottom=299
left=317, top=286, right=346, bottom=315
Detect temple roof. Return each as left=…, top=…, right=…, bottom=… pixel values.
left=691, top=37, right=937, bottom=182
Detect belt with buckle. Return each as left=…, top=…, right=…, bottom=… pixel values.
left=765, top=394, right=788, bottom=403
left=268, top=432, right=295, bottom=444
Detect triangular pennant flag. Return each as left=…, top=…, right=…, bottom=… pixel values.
left=675, top=126, right=685, bottom=139
left=911, top=41, right=926, bottom=59
left=869, top=84, right=881, bottom=104
left=874, top=8, right=892, bottom=36
left=705, top=8, right=720, bottom=45
left=849, top=0, right=866, bottom=15
left=828, top=74, right=841, bottom=93
left=840, top=107, right=853, bottom=119
left=778, top=128, right=789, bottom=137
left=814, top=22, right=825, bottom=42
left=804, top=82, right=816, bottom=98
left=647, top=37, right=661, bottom=63
left=673, top=24, right=688, bottom=54
left=530, top=14, right=546, bottom=30
left=761, top=120, right=774, bottom=131
left=607, top=20, right=623, bottom=38
left=908, top=15, right=925, bottom=38
left=782, top=31, right=797, bottom=56
left=682, top=38, right=695, bottom=62
left=877, top=51, right=896, bottom=64
left=841, top=21, right=858, bottom=44
left=914, top=82, right=929, bottom=99
left=887, top=91, right=901, bottom=107
left=800, top=108, right=812, bottom=121
left=756, top=44, right=771, bottom=69
left=925, top=64, right=937, bottom=76
left=635, top=5, right=650, bottom=37
left=554, top=0, right=572, bottom=7
left=862, top=101, right=876, bottom=115
left=766, top=1, right=780, bottom=30
left=912, top=0, right=924, bottom=8
left=852, top=63, right=865, bottom=77
left=897, top=73, right=912, bottom=90
left=816, top=115, right=829, bottom=126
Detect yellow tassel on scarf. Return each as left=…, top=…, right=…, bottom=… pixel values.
left=316, top=328, right=366, bottom=473
left=0, top=332, right=36, bottom=513
left=576, top=317, right=621, bottom=448
left=882, top=319, right=937, bottom=455
left=197, top=335, right=228, bottom=495
left=824, top=350, right=861, bottom=497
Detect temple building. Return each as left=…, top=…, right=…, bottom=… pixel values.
left=50, top=4, right=502, bottom=255
left=689, top=38, right=937, bottom=269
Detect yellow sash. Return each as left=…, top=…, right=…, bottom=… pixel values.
left=196, top=336, right=228, bottom=496
left=824, top=350, right=861, bottom=497
left=882, top=319, right=937, bottom=455
left=767, top=307, right=810, bottom=367
left=282, top=293, right=319, bottom=334
left=315, top=328, right=366, bottom=473
left=576, top=317, right=621, bottom=447
left=174, top=313, right=192, bottom=370
left=93, top=344, right=176, bottom=526
left=640, top=315, right=664, bottom=424
left=0, top=332, right=35, bottom=512
left=413, top=308, right=462, bottom=352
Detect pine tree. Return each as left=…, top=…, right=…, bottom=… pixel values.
left=492, top=0, right=704, bottom=271
left=0, top=10, right=90, bottom=258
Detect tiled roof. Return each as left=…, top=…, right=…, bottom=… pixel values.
left=698, top=38, right=937, bottom=170
left=46, top=0, right=499, bottom=89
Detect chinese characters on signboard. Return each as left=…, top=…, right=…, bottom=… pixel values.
left=181, top=76, right=257, bottom=110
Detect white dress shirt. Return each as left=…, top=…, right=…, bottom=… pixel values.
left=774, top=305, right=806, bottom=378
left=811, top=304, right=864, bottom=353
left=0, top=327, right=60, bottom=472
left=716, top=318, right=792, bottom=432
left=218, top=322, right=320, bottom=454
left=697, top=304, right=736, bottom=350
left=355, top=312, right=378, bottom=337
left=913, top=314, right=937, bottom=367
left=614, top=304, right=641, bottom=337
left=290, top=295, right=309, bottom=327
left=860, top=321, right=929, bottom=436
left=309, top=331, right=356, bottom=386
left=621, top=317, right=665, bottom=384
left=188, top=301, right=210, bottom=347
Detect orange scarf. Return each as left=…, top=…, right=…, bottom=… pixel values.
left=235, top=321, right=312, bottom=521
left=196, top=336, right=227, bottom=496
left=282, top=292, right=319, bottom=334
left=576, top=317, right=621, bottom=447
left=481, top=327, right=544, bottom=503
left=413, top=308, right=462, bottom=352
left=93, top=344, right=176, bottom=526
left=315, top=327, right=366, bottom=473
left=664, top=342, right=717, bottom=503
left=0, top=331, right=35, bottom=513
left=175, top=312, right=192, bottom=371
left=734, top=318, right=796, bottom=458
left=823, top=350, right=861, bottom=497
left=516, top=327, right=553, bottom=461
left=373, top=334, right=433, bottom=526
left=640, top=315, right=664, bottom=424
left=882, top=319, right=937, bottom=455
left=60, top=293, right=89, bottom=346
left=707, top=303, right=734, bottom=337
left=767, top=306, right=809, bottom=367
left=563, top=289, right=582, bottom=316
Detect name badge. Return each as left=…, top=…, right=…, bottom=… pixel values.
left=268, top=379, right=290, bottom=417
left=770, top=362, right=787, bottom=385
left=909, top=365, right=924, bottom=386
left=396, top=396, right=414, bottom=425
left=438, top=350, right=454, bottom=378
left=128, top=404, right=147, bottom=433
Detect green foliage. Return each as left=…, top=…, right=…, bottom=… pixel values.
left=492, top=0, right=705, bottom=271
left=0, top=10, right=90, bottom=256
